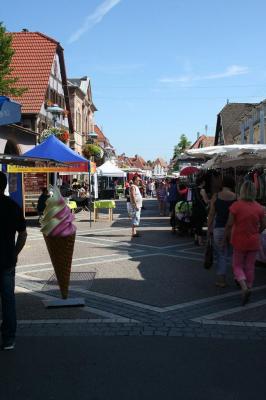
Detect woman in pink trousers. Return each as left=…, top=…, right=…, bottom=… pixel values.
left=225, top=181, right=266, bottom=306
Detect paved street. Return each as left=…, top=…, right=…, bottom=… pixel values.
left=2, top=198, right=266, bottom=399
left=13, top=198, right=266, bottom=339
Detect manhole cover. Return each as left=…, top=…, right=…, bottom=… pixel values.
left=42, top=271, right=96, bottom=293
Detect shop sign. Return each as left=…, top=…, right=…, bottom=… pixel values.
left=8, top=161, right=97, bottom=174
left=7, top=163, right=88, bottom=173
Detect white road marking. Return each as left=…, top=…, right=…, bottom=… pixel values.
left=17, top=253, right=129, bottom=269
left=17, top=252, right=161, bottom=273
left=192, top=298, right=266, bottom=328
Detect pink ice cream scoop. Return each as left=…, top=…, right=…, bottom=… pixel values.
left=41, top=187, right=77, bottom=237
left=49, top=206, right=76, bottom=237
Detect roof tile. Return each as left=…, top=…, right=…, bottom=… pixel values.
left=8, top=32, right=58, bottom=113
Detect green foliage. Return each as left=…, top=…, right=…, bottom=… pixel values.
left=39, top=128, right=69, bottom=143
left=82, top=143, right=103, bottom=160
left=0, top=22, right=27, bottom=97
left=172, top=134, right=191, bottom=170
left=173, top=134, right=191, bottom=157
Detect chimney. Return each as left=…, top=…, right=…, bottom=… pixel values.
left=22, top=28, right=29, bottom=32
left=197, top=132, right=200, bottom=140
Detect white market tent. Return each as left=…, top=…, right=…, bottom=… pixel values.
left=97, top=160, right=126, bottom=177
left=182, top=144, right=266, bottom=169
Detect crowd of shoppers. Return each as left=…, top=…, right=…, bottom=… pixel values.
left=132, top=173, right=266, bottom=307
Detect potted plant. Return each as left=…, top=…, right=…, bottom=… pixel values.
left=82, top=143, right=103, bottom=160
left=39, top=127, right=69, bottom=144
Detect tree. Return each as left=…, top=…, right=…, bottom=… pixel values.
left=0, top=22, right=27, bottom=96
left=173, top=134, right=191, bottom=158
left=172, top=134, right=191, bottom=171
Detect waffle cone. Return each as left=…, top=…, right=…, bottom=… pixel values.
left=43, top=234, right=76, bottom=299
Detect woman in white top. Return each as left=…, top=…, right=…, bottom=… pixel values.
left=130, top=175, right=143, bottom=237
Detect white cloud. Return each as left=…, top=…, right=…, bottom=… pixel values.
left=159, top=65, right=249, bottom=84
left=68, top=0, right=121, bottom=44
left=204, top=65, right=249, bottom=80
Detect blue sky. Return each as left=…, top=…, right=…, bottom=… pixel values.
left=3, top=0, right=266, bottom=161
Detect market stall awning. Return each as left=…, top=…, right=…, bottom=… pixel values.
left=0, top=96, right=21, bottom=126
left=202, top=145, right=266, bottom=169
left=97, top=160, right=126, bottom=177
left=23, top=134, right=87, bottom=163
left=183, top=144, right=266, bottom=159
left=21, top=134, right=96, bottom=173
left=0, top=153, right=68, bottom=171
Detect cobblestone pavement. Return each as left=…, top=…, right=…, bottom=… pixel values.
left=13, top=199, right=266, bottom=340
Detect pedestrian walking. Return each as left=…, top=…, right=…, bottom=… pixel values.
left=130, top=175, right=143, bottom=237
left=0, top=172, right=27, bottom=350
left=149, top=180, right=155, bottom=197
left=125, top=180, right=133, bottom=217
left=156, top=180, right=167, bottom=216
left=191, top=177, right=209, bottom=246
left=207, top=176, right=236, bottom=288
left=37, top=187, right=50, bottom=223
left=225, top=181, right=266, bottom=305
left=168, top=179, right=179, bottom=233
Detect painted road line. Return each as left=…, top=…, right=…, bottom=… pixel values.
left=17, top=253, right=132, bottom=269
left=16, top=252, right=159, bottom=273
left=164, top=284, right=266, bottom=311
left=81, top=236, right=168, bottom=250
left=164, top=253, right=203, bottom=262
left=192, top=298, right=266, bottom=322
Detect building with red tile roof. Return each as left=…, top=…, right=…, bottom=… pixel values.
left=8, top=31, right=73, bottom=137
left=190, top=135, right=215, bottom=149
left=94, top=125, right=108, bottom=146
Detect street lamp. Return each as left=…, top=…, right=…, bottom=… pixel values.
left=88, top=130, right=98, bottom=141
left=104, top=145, right=114, bottom=160
left=47, top=104, right=64, bottom=127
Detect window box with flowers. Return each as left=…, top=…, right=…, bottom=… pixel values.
left=39, top=128, right=69, bottom=144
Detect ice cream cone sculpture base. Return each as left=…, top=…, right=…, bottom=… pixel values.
left=43, top=298, right=85, bottom=308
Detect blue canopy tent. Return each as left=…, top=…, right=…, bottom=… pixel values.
left=23, top=134, right=94, bottom=225
left=23, top=134, right=88, bottom=164
left=0, top=96, right=21, bottom=126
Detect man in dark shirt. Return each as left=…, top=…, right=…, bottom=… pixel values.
left=0, top=172, right=27, bottom=350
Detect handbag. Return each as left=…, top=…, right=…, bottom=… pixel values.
left=204, top=235, right=213, bottom=269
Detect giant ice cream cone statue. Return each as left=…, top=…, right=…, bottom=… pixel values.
left=41, top=187, right=77, bottom=299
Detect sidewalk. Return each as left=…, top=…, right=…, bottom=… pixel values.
left=11, top=199, right=266, bottom=340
